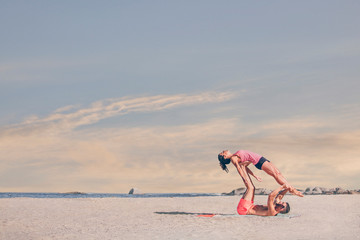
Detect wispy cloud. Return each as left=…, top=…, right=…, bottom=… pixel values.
left=3, top=91, right=236, bottom=136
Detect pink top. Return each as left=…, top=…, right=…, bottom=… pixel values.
left=233, top=150, right=262, bottom=165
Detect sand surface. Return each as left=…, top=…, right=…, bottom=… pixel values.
left=1, top=195, right=359, bottom=240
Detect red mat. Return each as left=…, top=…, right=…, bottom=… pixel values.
left=196, top=214, right=215, bottom=217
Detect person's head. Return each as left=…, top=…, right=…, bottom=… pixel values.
left=275, top=202, right=290, bottom=214
left=218, top=150, right=232, bottom=173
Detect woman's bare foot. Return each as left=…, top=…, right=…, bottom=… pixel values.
left=289, top=187, right=304, bottom=197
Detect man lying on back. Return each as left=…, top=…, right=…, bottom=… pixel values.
left=236, top=164, right=291, bottom=216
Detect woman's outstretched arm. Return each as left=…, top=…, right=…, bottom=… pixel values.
left=246, top=166, right=262, bottom=182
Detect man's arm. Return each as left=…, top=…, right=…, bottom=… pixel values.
left=275, top=188, right=289, bottom=204
left=267, top=185, right=288, bottom=216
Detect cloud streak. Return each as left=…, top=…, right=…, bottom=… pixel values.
left=3, top=91, right=235, bottom=136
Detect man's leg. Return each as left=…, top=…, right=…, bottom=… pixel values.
left=237, top=167, right=255, bottom=215
left=241, top=168, right=255, bottom=202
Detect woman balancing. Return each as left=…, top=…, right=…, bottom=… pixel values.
left=218, top=149, right=303, bottom=197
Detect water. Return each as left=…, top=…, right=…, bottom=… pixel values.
left=0, top=192, right=221, bottom=199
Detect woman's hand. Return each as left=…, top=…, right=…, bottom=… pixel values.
left=255, top=176, right=262, bottom=182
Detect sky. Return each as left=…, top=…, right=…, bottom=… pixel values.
left=0, top=0, right=359, bottom=193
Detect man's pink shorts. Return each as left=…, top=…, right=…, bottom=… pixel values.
left=237, top=198, right=254, bottom=215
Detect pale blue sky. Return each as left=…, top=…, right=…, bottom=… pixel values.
left=1, top=1, right=359, bottom=192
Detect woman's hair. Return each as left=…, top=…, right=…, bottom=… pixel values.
left=218, top=154, right=231, bottom=173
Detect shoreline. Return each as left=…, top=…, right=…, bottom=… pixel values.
left=1, top=185, right=359, bottom=199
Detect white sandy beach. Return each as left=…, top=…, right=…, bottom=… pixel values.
left=1, top=195, right=359, bottom=240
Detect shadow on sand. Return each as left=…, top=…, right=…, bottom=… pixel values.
left=154, top=211, right=300, bottom=218
left=155, top=211, right=215, bottom=215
